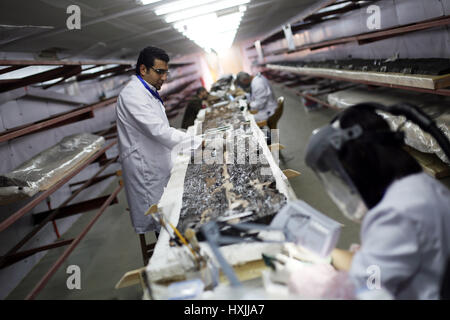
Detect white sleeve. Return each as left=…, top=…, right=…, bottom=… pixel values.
left=349, top=208, right=420, bottom=296
left=119, top=94, right=196, bottom=150
left=249, top=79, right=269, bottom=111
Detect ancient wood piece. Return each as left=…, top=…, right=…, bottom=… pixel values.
left=218, top=259, right=268, bottom=284
left=404, top=146, right=450, bottom=179
left=434, top=74, right=450, bottom=89
left=269, top=143, right=285, bottom=151
left=257, top=120, right=267, bottom=127
left=145, top=204, right=159, bottom=216
left=283, top=169, right=301, bottom=179
left=115, top=267, right=146, bottom=289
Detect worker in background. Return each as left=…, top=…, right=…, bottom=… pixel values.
left=181, top=87, right=209, bottom=129
left=304, top=103, right=450, bottom=299
left=116, top=46, right=202, bottom=235
left=235, top=71, right=277, bottom=122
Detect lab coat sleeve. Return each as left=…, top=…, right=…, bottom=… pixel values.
left=249, top=80, right=269, bottom=111
left=120, top=94, right=200, bottom=150
left=349, top=208, right=420, bottom=296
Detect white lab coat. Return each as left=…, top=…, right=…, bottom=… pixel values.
left=349, top=172, right=450, bottom=299
left=116, top=75, right=201, bottom=233
left=249, top=73, right=278, bottom=122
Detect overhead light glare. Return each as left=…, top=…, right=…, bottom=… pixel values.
left=155, top=0, right=217, bottom=16
left=164, top=0, right=250, bottom=23
left=153, top=0, right=250, bottom=54
left=140, top=0, right=162, bottom=5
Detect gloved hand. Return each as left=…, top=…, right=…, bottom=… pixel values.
left=269, top=253, right=308, bottom=285
left=282, top=243, right=332, bottom=265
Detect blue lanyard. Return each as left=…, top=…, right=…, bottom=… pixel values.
left=136, top=75, right=164, bottom=105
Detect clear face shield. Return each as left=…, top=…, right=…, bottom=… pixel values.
left=305, top=123, right=368, bottom=223
left=316, top=169, right=368, bottom=223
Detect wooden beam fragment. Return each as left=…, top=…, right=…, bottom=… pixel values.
left=283, top=169, right=301, bottom=179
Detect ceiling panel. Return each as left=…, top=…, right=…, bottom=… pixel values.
left=0, top=0, right=318, bottom=59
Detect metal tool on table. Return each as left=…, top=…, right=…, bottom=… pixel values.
left=144, top=205, right=219, bottom=289
left=199, top=200, right=342, bottom=287
left=145, top=204, right=198, bottom=259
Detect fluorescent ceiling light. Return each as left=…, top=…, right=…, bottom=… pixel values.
left=174, top=12, right=243, bottom=32
left=317, top=2, right=350, bottom=14
left=164, top=0, right=250, bottom=23
left=155, top=0, right=217, bottom=16
left=153, top=0, right=250, bottom=54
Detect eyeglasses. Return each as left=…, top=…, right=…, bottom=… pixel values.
left=151, top=67, right=170, bottom=76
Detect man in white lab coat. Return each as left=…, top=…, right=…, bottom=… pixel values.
left=116, top=46, right=201, bottom=234
left=235, top=71, right=277, bottom=122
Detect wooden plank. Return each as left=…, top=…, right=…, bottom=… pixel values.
left=268, top=64, right=450, bottom=96
left=404, top=146, right=450, bottom=179
left=269, top=65, right=450, bottom=90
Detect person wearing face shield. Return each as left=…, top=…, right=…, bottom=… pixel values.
left=304, top=103, right=450, bottom=299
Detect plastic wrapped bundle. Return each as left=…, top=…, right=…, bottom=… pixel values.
left=0, top=133, right=105, bottom=205
left=327, top=87, right=450, bottom=164
left=378, top=109, right=449, bottom=164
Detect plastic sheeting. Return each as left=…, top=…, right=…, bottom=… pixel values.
left=0, top=133, right=105, bottom=205
left=327, top=87, right=450, bottom=163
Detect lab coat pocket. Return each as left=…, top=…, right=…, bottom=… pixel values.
left=120, top=144, right=139, bottom=161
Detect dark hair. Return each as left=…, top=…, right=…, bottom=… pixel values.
left=335, top=104, right=422, bottom=208
left=196, top=87, right=207, bottom=95
left=236, top=71, right=251, bottom=88
left=135, top=46, right=169, bottom=75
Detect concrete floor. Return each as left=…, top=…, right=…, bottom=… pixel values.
left=7, top=81, right=449, bottom=299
